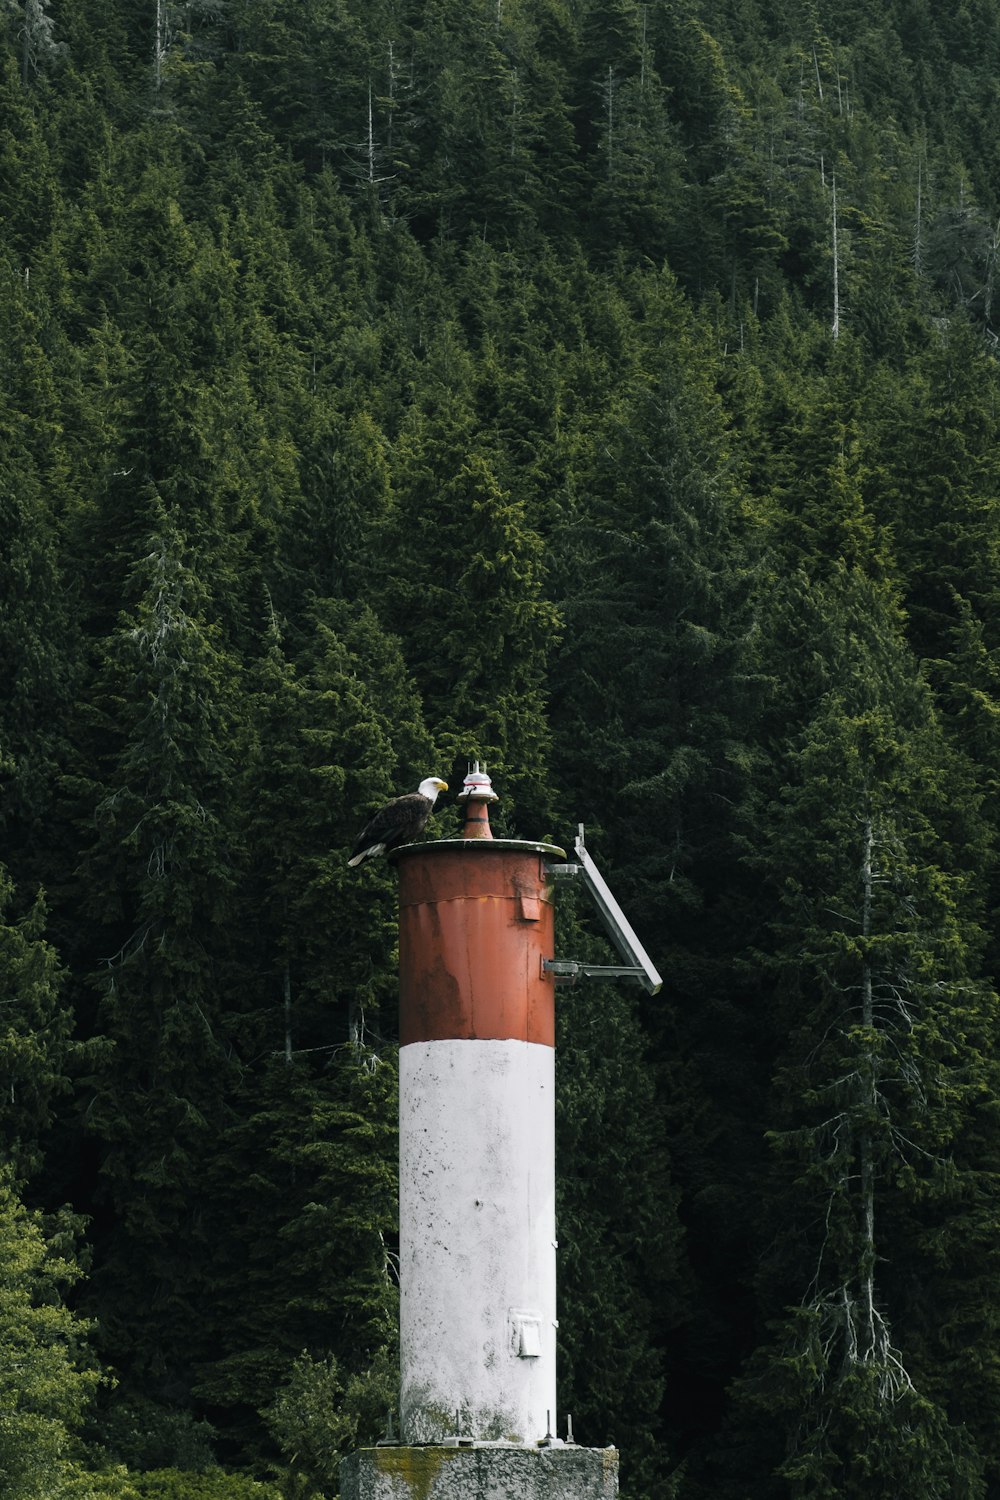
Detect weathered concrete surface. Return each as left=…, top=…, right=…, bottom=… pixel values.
left=399, top=1038, right=557, bottom=1444
left=340, top=1445, right=618, bottom=1500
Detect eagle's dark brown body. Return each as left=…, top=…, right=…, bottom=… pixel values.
left=347, top=777, right=447, bottom=866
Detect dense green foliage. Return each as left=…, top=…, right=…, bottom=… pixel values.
left=0, top=1165, right=99, bottom=1497
left=5, top=0, right=1000, bottom=1494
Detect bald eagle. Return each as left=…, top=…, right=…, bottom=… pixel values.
left=347, top=777, right=448, bottom=867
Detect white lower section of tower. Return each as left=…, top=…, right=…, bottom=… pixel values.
left=399, top=1038, right=557, bottom=1446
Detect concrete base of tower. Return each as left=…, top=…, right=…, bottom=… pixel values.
left=339, top=1443, right=619, bottom=1499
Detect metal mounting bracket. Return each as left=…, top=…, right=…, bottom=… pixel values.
left=545, top=825, right=663, bottom=995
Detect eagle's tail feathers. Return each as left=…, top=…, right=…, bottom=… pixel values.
left=348, top=842, right=386, bottom=867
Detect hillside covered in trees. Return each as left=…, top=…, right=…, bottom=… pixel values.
left=5, top=0, right=1000, bottom=1495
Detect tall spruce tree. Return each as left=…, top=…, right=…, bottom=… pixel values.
left=0, top=868, right=71, bottom=1187
left=545, top=264, right=763, bottom=1497
left=71, top=498, right=250, bottom=1414
left=549, top=266, right=753, bottom=947
left=0, top=268, right=82, bottom=902
left=555, top=942, right=682, bottom=1498
left=380, top=362, right=559, bottom=829
left=865, top=318, right=1000, bottom=664
left=190, top=603, right=429, bottom=1453
left=197, top=1044, right=399, bottom=1465
left=717, top=566, right=1000, bottom=1498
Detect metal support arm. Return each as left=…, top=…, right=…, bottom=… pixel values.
left=545, top=826, right=663, bottom=995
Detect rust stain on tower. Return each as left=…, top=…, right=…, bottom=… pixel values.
left=398, top=844, right=556, bottom=1046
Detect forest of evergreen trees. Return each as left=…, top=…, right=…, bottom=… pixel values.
left=5, top=0, right=1000, bottom=1494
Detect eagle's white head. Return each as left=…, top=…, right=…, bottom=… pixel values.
left=418, top=777, right=448, bottom=803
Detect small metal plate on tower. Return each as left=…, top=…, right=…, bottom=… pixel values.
left=511, top=1310, right=543, bottom=1358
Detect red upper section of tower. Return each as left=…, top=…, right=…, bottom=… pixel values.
left=395, top=841, right=561, bottom=1046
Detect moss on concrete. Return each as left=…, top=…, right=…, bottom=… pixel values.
left=370, top=1447, right=461, bottom=1500
left=340, top=1444, right=618, bottom=1500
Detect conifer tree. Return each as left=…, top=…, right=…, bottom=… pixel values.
left=556, top=956, right=681, bottom=1497
left=864, top=318, right=1000, bottom=664
left=0, top=1170, right=100, bottom=1499
left=197, top=1045, right=399, bottom=1460
left=239, top=598, right=433, bottom=1055
left=549, top=267, right=752, bottom=936
left=6, top=0, right=65, bottom=84
left=380, top=371, right=559, bottom=829
left=225, top=0, right=369, bottom=173
left=0, top=869, right=71, bottom=1185
left=0, top=428, right=79, bottom=896
left=189, top=603, right=428, bottom=1452
left=71, top=497, right=251, bottom=1408
left=721, top=566, right=999, bottom=1497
